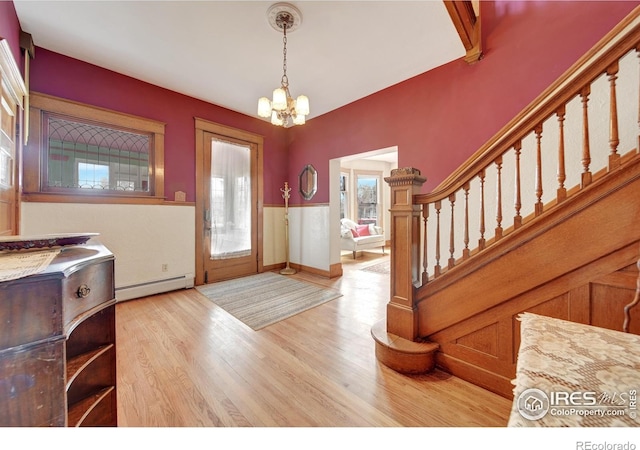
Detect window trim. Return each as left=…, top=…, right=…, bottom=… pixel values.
left=23, top=92, right=165, bottom=204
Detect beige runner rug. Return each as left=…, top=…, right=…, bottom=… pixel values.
left=196, top=271, right=342, bottom=330
left=361, top=259, right=390, bottom=274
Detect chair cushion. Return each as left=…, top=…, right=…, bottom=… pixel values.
left=356, top=224, right=370, bottom=236
left=341, top=218, right=383, bottom=239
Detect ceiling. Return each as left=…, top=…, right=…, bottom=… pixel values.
left=13, top=1, right=466, bottom=126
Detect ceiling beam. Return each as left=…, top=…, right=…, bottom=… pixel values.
left=444, top=0, right=482, bottom=64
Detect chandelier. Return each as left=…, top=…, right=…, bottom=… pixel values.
left=257, top=3, right=309, bottom=127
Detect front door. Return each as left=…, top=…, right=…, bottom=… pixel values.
left=204, top=134, right=258, bottom=282
left=195, top=119, right=263, bottom=285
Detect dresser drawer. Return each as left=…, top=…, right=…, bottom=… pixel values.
left=62, top=260, right=114, bottom=331
left=0, top=278, right=62, bottom=348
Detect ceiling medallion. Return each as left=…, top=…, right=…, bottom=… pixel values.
left=267, top=2, right=302, bottom=33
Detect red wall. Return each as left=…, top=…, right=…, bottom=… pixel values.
left=3, top=0, right=291, bottom=204
left=287, top=0, right=639, bottom=204
left=0, top=1, right=22, bottom=70
left=27, top=49, right=289, bottom=204
left=3, top=1, right=639, bottom=206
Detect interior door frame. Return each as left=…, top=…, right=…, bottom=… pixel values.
left=0, top=39, right=28, bottom=236
left=194, top=117, right=263, bottom=286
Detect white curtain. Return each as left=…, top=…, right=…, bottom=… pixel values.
left=210, top=139, right=251, bottom=260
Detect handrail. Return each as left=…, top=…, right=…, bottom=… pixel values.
left=417, top=7, right=640, bottom=205
left=408, top=7, right=640, bottom=286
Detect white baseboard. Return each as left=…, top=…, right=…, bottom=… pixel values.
left=115, top=273, right=195, bottom=302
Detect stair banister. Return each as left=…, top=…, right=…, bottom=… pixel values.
left=374, top=6, right=640, bottom=378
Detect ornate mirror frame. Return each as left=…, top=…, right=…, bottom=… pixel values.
left=299, top=164, right=317, bottom=200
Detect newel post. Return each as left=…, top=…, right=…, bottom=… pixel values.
left=385, top=167, right=426, bottom=341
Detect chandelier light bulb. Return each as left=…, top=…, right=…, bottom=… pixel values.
left=271, top=110, right=284, bottom=126
left=258, top=97, right=272, bottom=118
left=292, top=113, right=305, bottom=125
left=295, top=95, right=309, bottom=116
left=272, top=87, right=287, bottom=111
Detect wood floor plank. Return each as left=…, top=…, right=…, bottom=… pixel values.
left=116, top=251, right=512, bottom=427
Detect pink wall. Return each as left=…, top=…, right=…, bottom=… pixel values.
left=287, top=0, right=639, bottom=204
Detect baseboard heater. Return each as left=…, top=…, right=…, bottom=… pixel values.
left=115, top=274, right=195, bottom=302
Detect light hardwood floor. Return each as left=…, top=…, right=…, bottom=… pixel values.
left=115, top=250, right=512, bottom=427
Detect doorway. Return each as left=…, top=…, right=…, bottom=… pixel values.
left=195, top=119, right=264, bottom=285
left=329, top=148, right=397, bottom=268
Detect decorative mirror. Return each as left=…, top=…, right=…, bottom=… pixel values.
left=299, top=164, right=317, bottom=200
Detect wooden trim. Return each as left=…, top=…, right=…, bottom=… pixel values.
left=266, top=256, right=342, bottom=279
left=154, top=131, right=165, bottom=199
left=436, top=352, right=514, bottom=398
left=21, top=192, right=168, bottom=205
left=0, top=39, right=27, bottom=108
left=262, top=262, right=286, bottom=273
left=443, top=0, right=482, bottom=64
left=328, top=262, right=343, bottom=279
left=289, top=202, right=330, bottom=207
left=162, top=200, right=195, bottom=207
left=289, top=262, right=332, bottom=279
left=0, top=39, right=27, bottom=236
left=22, top=104, right=41, bottom=194
left=29, top=92, right=165, bottom=134
left=24, top=92, right=166, bottom=199
left=19, top=31, right=35, bottom=59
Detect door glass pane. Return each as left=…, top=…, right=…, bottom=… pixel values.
left=356, top=174, right=379, bottom=226
left=210, top=139, right=251, bottom=259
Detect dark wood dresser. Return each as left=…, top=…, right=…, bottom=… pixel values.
left=0, top=243, right=117, bottom=426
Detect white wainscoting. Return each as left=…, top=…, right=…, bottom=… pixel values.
left=287, top=205, right=331, bottom=272
left=21, top=202, right=333, bottom=296
left=21, top=202, right=195, bottom=301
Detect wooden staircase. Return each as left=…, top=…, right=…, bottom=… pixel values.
left=373, top=6, right=640, bottom=398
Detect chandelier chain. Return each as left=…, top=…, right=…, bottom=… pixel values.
left=281, top=23, right=289, bottom=88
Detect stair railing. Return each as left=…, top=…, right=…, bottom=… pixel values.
left=385, top=8, right=640, bottom=341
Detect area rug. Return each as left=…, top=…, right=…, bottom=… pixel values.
left=361, top=259, right=390, bottom=274
left=196, top=272, right=342, bottom=330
